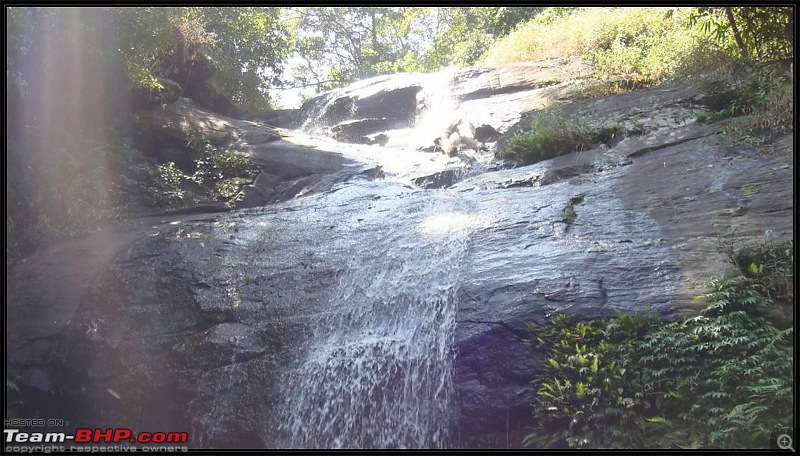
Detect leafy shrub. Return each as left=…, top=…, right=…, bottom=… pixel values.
left=717, top=230, right=793, bottom=304
left=194, top=149, right=259, bottom=186
left=586, top=10, right=726, bottom=84
left=145, top=162, right=185, bottom=207
left=212, top=178, right=247, bottom=205
left=693, top=59, right=792, bottom=143
left=525, top=234, right=794, bottom=449
left=686, top=7, right=793, bottom=62
left=697, top=63, right=775, bottom=120
left=525, top=312, right=663, bottom=449
left=498, top=109, right=623, bottom=165
left=185, top=129, right=260, bottom=205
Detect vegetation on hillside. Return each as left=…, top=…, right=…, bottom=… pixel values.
left=525, top=232, right=793, bottom=448
left=497, top=109, right=623, bottom=165
left=6, top=7, right=277, bottom=260
left=490, top=7, right=793, bottom=165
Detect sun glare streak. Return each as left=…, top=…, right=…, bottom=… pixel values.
left=30, top=8, right=124, bottom=221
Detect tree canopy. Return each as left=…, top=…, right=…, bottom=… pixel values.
left=281, top=7, right=540, bottom=92
left=6, top=6, right=290, bottom=117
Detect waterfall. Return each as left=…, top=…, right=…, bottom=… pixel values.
left=271, top=69, right=489, bottom=448
left=276, top=195, right=476, bottom=449
left=410, top=69, right=459, bottom=151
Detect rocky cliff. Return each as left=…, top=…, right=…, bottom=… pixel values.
left=6, top=57, right=793, bottom=449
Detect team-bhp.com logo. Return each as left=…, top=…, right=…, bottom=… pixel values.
left=5, top=428, right=188, bottom=444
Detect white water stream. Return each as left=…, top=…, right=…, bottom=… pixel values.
left=275, top=74, right=485, bottom=448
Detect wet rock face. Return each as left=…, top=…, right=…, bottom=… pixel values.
left=412, top=169, right=461, bottom=189
left=34, top=224, right=296, bottom=447
left=6, top=57, right=793, bottom=449
left=301, top=82, right=424, bottom=135
left=297, top=57, right=599, bottom=149
left=331, top=119, right=393, bottom=143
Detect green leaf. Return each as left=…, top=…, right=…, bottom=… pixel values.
left=645, top=416, right=667, bottom=423
left=576, top=382, right=586, bottom=398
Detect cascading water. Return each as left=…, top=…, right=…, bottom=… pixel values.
left=276, top=192, right=477, bottom=449
left=269, top=69, right=496, bottom=448
left=412, top=69, right=459, bottom=149
left=289, top=69, right=496, bottom=188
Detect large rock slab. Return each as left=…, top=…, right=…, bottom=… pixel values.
left=449, top=56, right=593, bottom=101
left=300, top=74, right=425, bottom=134
left=297, top=57, right=598, bottom=148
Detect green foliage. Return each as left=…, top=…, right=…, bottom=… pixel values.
left=5, top=7, right=286, bottom=258
left=525, top=312, right=661, bottom=448
left=484, top=7, right=792, bottom=139
left=688, top=7, right=792, bottom=61
left=144, top=162, right=185, bottom=208
left=143, top=132, right=261, bottom=208
left=635, top=276, right=793, bottom=448
left=526, top=235, right=794, bottom=448
left=193, top=7, right=289, bottom=112
left=284, top=7, right=539, bottom=92
left=498, top=109, right=622, bottom=165
left=716, top=229, right=793, bottom=304
left=113, top=6, right=291, bottom=112
left=699, top=59, right=794, bottom=133
left=587, top=11, right=718, bottom=83
left=187, top=130, right=260, bottom=205
left=423, top=7, right=540, bottom=69
left=484, top=7, right=791, bottom=83
left=484, top=7, right=714, bottom=78
left=125, top=62, right=169, bottom=102
left=530, top=7, right=578, bottom=26
left=9, top=7, right=290, bottom=117
left=194, top=149, right=259, bottom=187
left=212, top=179, right=248, bottom=205
left=497, top=110, right=590, bottom=164
left=696, top=60, right=793, bottom=139
left=562, top=194, right=585, bottom=228
left=285, top=7, right=411, bottom=90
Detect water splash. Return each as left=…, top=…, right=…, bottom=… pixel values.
left=276, top=197, right=473, bottom=449
left=412, top=69, right=459, bottom=151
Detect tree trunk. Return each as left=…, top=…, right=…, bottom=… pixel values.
left=724, top=7, right=749, bottom=59
left=739, top=8, right=763, bottom=60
